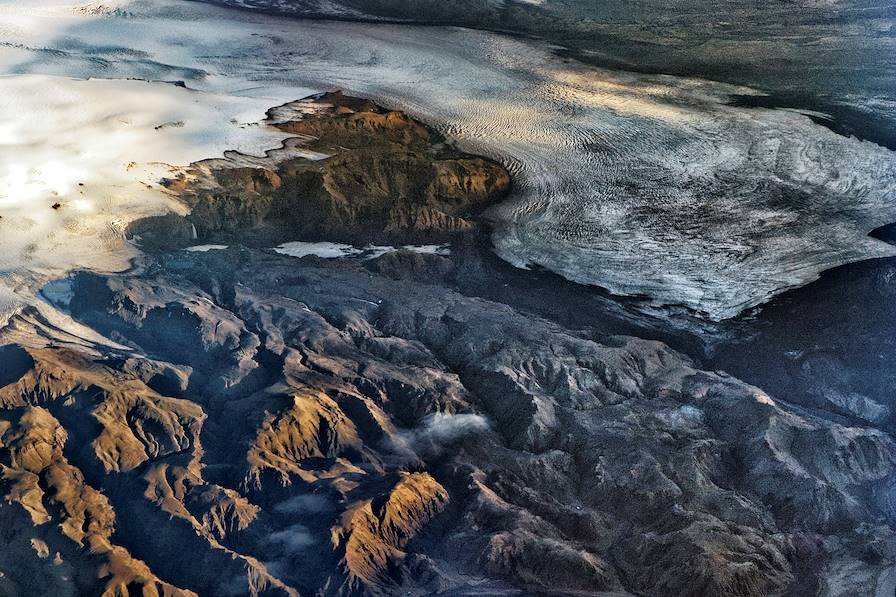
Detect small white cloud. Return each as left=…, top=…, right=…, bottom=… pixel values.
left=656, top=405, right=704, bottom=428
left=266, top=523, right=316, bottom=553
left=401, top=412, right=491, bottom=455
left=273, top=493, right=331, bottom=515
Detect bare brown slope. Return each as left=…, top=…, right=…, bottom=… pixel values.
left=145, top=91, right=510, bottom=248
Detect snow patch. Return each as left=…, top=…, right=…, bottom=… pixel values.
left=185, top=244, right=229, bottom=252
left=272, top=242, right=451, bottom=259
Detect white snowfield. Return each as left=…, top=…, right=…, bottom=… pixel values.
left=0, top=0, right=893, bottom=321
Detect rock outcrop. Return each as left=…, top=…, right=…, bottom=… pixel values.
left=147, top=92, right=510, bottom=248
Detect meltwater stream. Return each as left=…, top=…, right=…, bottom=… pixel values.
left=0, top=0, right=894, bottom=320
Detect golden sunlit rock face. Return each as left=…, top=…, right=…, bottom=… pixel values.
left=159, top=92, right=511, bottom=247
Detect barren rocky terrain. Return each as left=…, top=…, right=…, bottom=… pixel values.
left=0, top=94, right=893, bottom=596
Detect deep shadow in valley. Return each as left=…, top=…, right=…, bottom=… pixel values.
left=710, top=255, right=896, bottom=431
left=709, top=223, right=896, bottom=431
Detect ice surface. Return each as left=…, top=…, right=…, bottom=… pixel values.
left=185, top=244, right=230, bottom=252
left=273, top=242, right=362, bottom=259
left=0, top=75, right=291, bottom=273
left=272, top=242, right=450, bottom=259
left=1, top=0, right=893, bottom=320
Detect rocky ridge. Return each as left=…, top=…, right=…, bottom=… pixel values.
left=136, top=91, right=510, bottom=248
